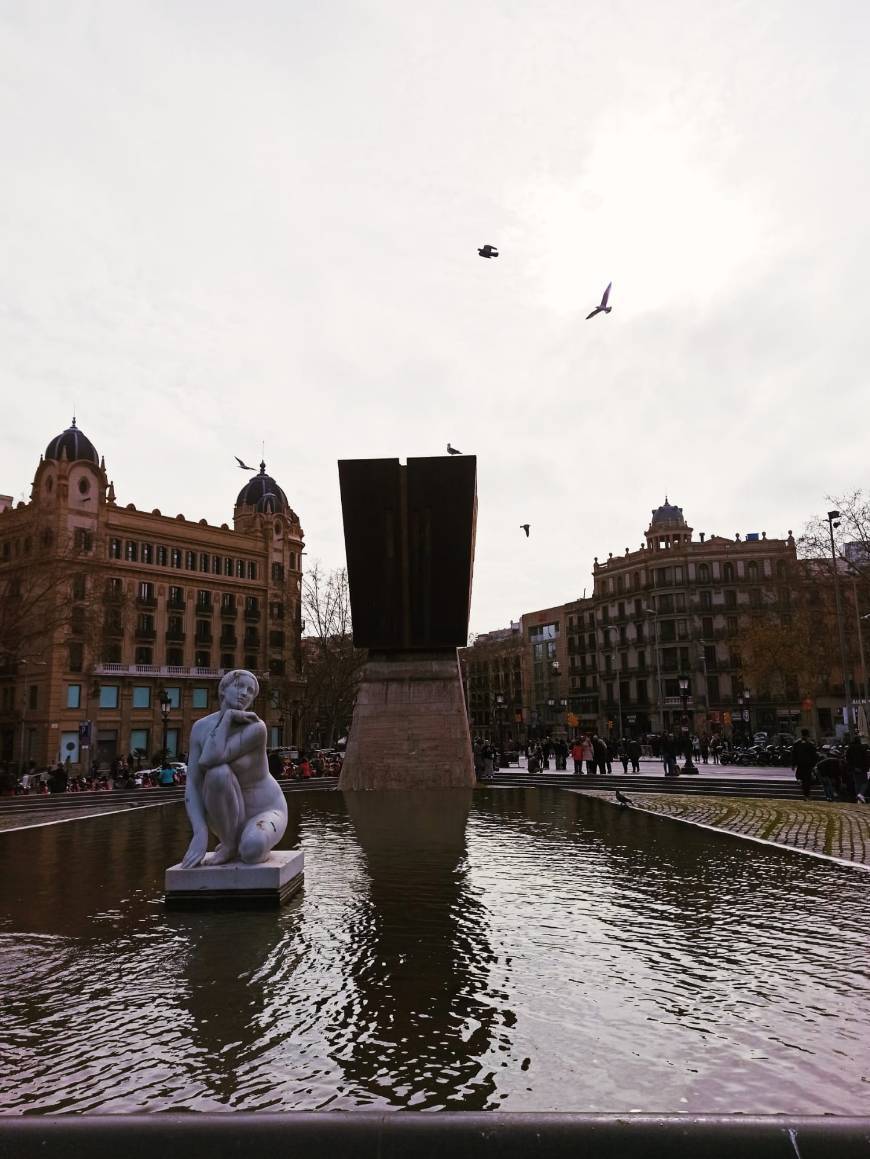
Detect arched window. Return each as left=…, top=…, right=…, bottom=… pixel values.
left=698, top=563, right=710, bottom=583
left=748, top=560, right=759, bottom=581
left=776, top=559, right=786, bottom=579
left=723, top=562, right=735, bottom=582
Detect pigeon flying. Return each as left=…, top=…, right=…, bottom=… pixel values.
left=477, top=244, right=499, bottom=259
left=520, top=524, right=530, bottom=538
left=446, top=443, right=462, bottom=455
left=615, top=789, right=633, bottom=807
left=235, top=456, right=256, bottom=471
left=586, top=282, right=613, bottom=320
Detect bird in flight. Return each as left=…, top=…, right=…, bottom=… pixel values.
left=520, top=524, right=530, bottom=538
left=615, top=789, right=633, bottom=808
left=586, top=282, right=613, bottom=320
left=477, top=244, right=499, bottom=259
left=235, top=456, right=256, bottom=471
left=447, top=443, right=462, bottom=455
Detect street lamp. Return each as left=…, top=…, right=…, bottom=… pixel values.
left=159, top=689, right=172, bottom=765
left=827, top=510, right=855, bottom=733
left=678, top=674, right=698, bottom=772
left=610, top=654, right=624, bottom=738
left=494, top=692, right=505, bottom=757
left=278, top=714, right=286, bottom=746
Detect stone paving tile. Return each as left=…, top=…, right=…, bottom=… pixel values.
left=579, top=790, right=870, bottom=868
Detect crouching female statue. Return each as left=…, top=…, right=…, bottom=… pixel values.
left=181, top=669, right=287, bottom=868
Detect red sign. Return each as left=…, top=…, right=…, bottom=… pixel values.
left=801, top=698, right=814, bottom=711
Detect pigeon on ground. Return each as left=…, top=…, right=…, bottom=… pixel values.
left=615, top=789, right=633, bottom=807
left=586, top=282, right=613, bottom=320
left=235, top=456, right=256, bottom=471
left=447, top=443, right=462, bottom=455
left=520, top=524, right=530, bottom=538
left=478, top=244, right=499, bottom=259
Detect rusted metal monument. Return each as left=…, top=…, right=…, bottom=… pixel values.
left=337, top=455, right=477, bottom=790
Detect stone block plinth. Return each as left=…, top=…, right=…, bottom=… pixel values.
left=164, top=849, right=304, bottom=909
left=339, top=652, right=475, bottom=790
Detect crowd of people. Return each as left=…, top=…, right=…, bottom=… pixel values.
left=790, top=730, right=869, bottom=802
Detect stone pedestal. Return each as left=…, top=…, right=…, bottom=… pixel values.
left=164, top=849, right=304, bottom=909
left=339, top=652, right=475, bottom=790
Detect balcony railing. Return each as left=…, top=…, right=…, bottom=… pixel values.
left=136, top=596, right=157, bottom=609
left=92, top=663, right=270, bottom=680
left=135, top=627, right=156, bottom=641
left=221, top=604, right=237, bottom=619
left=244, top=608, right=261, bottom=622
left=166, top=630, right=185, bottom=642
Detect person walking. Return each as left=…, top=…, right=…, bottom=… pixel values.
left=627, top=738, right=641, bottom=774
left=661, top=733, right=678, bottom=777
left=581, top=734, right=595, bottom=776
left=791, top=729, right=818, bottom=800
left=699, top=735, right=710, bottom=765
left=571, top=739, right=584, bottom=776
left=619, top=740, right=630, bottom=774
left=710, top=736, right=721, bottom=765
left=592, top=733, right=609, bottom=776
left=845, top=733, right=870, bottom=803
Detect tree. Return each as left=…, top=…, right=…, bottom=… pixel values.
left=297, top=563, right=366, bottom=749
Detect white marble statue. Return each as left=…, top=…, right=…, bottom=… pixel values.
left=181, top=669, right=288, bottom=868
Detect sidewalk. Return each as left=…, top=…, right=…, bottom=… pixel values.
left=581, top=790, right=870, bottom=869
left=507, top=756, right=797, bottom=781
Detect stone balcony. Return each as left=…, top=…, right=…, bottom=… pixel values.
left=92, top=663, right=269, bottom=681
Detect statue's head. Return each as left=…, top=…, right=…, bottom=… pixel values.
left=218, top=669, right=260, bottom=710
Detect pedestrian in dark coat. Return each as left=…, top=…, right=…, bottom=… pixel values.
left=791, top=730, right=818, bottom=799
left=592, top=734, right=609, bottom=775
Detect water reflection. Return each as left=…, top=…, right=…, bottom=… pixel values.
left=338, top=791, right=503, bottom=1108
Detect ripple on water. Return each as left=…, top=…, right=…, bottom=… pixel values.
left=0, top=788, right=867, bottom=1114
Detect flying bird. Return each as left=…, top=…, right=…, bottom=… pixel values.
left=235, top=456, right=256, bottom=471
left=447, top=443, right=462, bottom=455
left=477, top=244, right=499, bottom=259
left=586, top=282, right=613, bottom=320
left=615, top=789, right=633, bottom=808
left=520, top=524, right=530, bottom=538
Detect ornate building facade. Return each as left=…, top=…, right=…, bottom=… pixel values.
left=0, top=420, right=305, bottom=770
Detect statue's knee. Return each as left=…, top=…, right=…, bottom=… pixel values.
left=204, top=765, right=233, bottom=793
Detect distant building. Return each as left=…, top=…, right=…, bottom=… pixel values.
left=0, top=419, right=305, bottom=771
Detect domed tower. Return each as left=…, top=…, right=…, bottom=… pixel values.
left=645, top=497, right=693, bottom=550
left=234, top=461, right=305, bottom=678
left=32, top=417, right=109, bottom=523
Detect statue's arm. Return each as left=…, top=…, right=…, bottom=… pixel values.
left=180, top=725, right=209, bottom=869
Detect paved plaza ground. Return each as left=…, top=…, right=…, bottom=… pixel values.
left=581, top=789, right=870, bottom=869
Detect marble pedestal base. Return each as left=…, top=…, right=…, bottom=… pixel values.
left=164, top=849, right=304, bottom=909
left=339, top=652, right=475, bottom=790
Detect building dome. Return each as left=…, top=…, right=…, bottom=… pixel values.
left=44, top=418, right=99, bottom=465
left=235, top=462, right=288, bottom=514
left=649, top=497, right=687, bottom=527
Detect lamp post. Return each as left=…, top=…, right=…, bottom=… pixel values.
left=827, top=510, right=855, bottom=733
left=643, top=606, right=664, bottom=733
left=278, top=714, right=286, bottom=747
left=736, top=687, right=751, bottom=744
left=159, top=689, right=172, bottom=765
left=494, top=692, right=505, bottom=758
left=678, top=674, right=698, bottom=772
left=610, top=654, right=624, bottom=739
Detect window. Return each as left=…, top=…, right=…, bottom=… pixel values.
left=271, top=562, right=284, bottom=582
left=71, top=606, right=86, bottom=634
left=99, top=685, right=119, bottom=709
left=664, top=678, right=681, bottom=697
left=196, top=619, right=212, bottom=641
left=29, top=684, right=38, bottom=710
left=224, top=557, right=233, bottom=577
left=157, top=545, right=168, bottom=566
left=74, top=528, right=93, bottom=552
left=103, top=643, right=122, bottom=663
left=748, top=560, right=759, bottom=581
left=707, top=675, right=720, bottom=703
left=726, top=615, right=738, bottom=634
left=130, top=729, right=149, bottom=756
left=194, top=651, right=211, bottom=668
left=270, top=601, right=285, bottom=620
left=185, top=551, right=196, bottom=570
left=135, top=646, right=153, bottom=665
left=236, top=559, right=245, bottom=578
left=192, top=687, right=209, bottom=710
left=723, top=562, right=735, bottom=582
left=171, top=548, right=182, bottom=568
left=125, top=541, right=138, bottom=562
left=167, top=615, right=184, bottom=638
left=196, top=590, right=213, bottom=612
left=724, top=590, right=737, bottom=609
left=247, top=562, right=257, bottom=580
left=221, top=593, right=236, bottom=613
left=109, top=538, right=122, bottom=559
left=67, top=684, right=81, bottom=709
left=245, top=596, right=259, bottom=614
left=245, top=654, right=257, bottom=670
left=221, top=652, right=235, bottom=669
left=68, top=643, right=83, bottom=672
left=698, top=563, right=710, bottom=582
left=212, top=555, right=221, bottom=575
left=137, top=543, right=151, bottom=564
left=132, top=686, right=151, bottom=709
left=167, top=648, right=184, bottom=666
left=164, top=687, right=181, bottom=709
left=199, top=553, right=209, bottom=572
left=138, top=581, right=154, bottom=603
left=701, top=616, right=713, bottom=638
left=168, top=586, right=185, bottom=608
left=71, top=574, right=86, bottom=600
left=700, top=590, right=712, bottom=610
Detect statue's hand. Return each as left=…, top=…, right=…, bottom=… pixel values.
left=227, top=710, right=259, bottom=725
left=181, top=827, right=209, bottom=869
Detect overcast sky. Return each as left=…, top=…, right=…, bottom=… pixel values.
left=2, top=1, right=868, bottom=633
